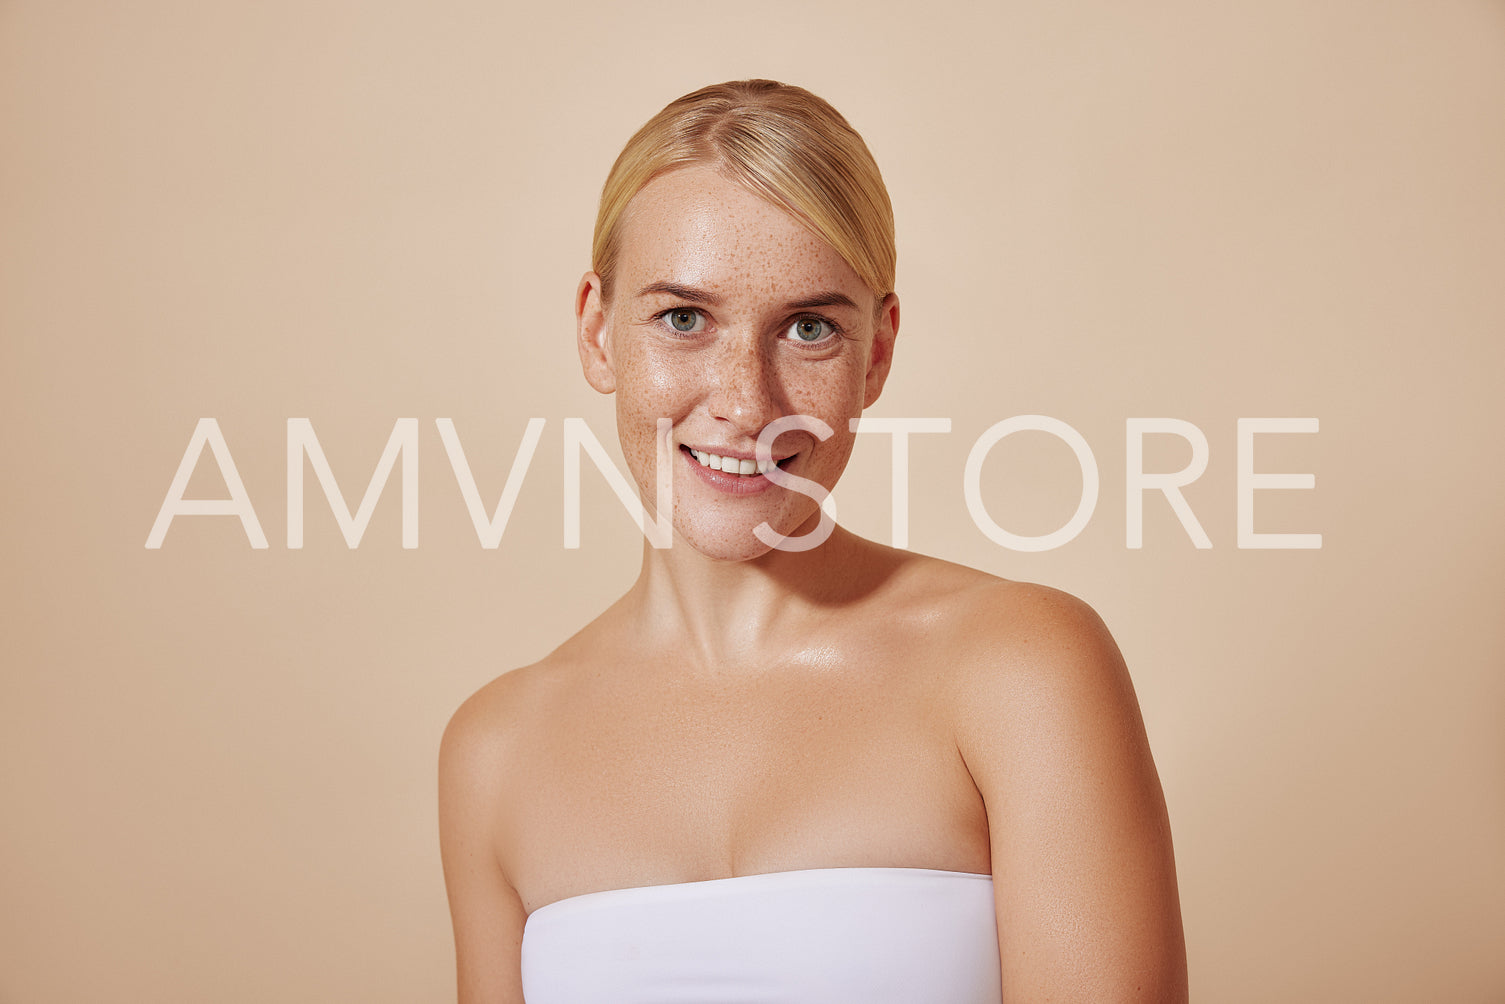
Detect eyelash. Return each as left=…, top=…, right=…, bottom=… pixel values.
left=652, top=307, right=844, bottom=345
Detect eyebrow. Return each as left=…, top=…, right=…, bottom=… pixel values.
left=784, top=291, right=862, bottom=312
left=634, top=282, right=861, bottom=313
left=635, top=282, right=722, bottom=306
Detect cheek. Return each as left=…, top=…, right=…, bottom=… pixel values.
left=614, top=340, right=695, bottom=422
left=783, top=359, right=870, bottom=419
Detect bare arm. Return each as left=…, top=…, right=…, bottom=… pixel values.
left=439, top=692, right=527, bottom=1003
left=953, top=585, right=1188, bottom=1002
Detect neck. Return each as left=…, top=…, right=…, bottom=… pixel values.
left=623, top=523, right=890, bottom=673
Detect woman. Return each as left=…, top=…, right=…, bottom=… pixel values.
left=440, top=80, right=1187, bottom=1003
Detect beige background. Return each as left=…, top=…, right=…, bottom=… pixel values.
left=3, top=2, right=1503, bottom=1001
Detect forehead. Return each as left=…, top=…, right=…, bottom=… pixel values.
left=614, top=165, right=869, bottom=305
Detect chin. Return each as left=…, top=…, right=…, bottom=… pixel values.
left=673, top=524, right=778, bottom=563
left=671, top=505, right=828, bottom=563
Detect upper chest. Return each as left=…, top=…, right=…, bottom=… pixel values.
left=501, top=652, right=991, bottom=910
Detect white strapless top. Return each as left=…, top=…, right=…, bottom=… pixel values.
left=520, top=866, right=1002, bottom=1003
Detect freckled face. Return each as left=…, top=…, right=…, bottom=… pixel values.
left=577, top=165, right=896, bottom=561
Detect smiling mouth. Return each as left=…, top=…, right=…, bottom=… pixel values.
left=682, top=445, right=793, bottom=477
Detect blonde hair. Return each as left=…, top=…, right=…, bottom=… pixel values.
left=593, top=79, right=895, bottom=302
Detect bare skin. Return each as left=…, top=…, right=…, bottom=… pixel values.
left=439, top=166, right=1188, bottom=1002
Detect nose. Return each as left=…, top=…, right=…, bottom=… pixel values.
left=704, top=334, right=782, bottom=437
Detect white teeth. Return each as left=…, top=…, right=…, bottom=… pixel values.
left=688, top=448, right=779, bottom=477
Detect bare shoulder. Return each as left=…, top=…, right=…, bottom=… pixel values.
left=882, top=554, right=1120, bottom=677
left=856, top=550, right=1139, bottom=748
left=887, top=558, right=1187, bottom=1000
left=438, top=658, right=560, bottom=841
left=442, top=660, right=545, bottom=792
left=443, top=656, right=549, bottom=753
left=441, top=598, right=620, bottom=752
left=947, top=575, right=1132, bottom=715
left=437, top=650, right=583, bottom=1004
left=439, top=642, right=584, bottom=819
left=931, top=572, right=1154, bottom=823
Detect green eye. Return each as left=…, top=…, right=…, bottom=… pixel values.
left=789, top=318, right=833, bottom=343
left=668, top=309, right=702, bottom=333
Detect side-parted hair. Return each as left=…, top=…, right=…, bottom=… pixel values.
left=593, top=79, right=896, bottom=303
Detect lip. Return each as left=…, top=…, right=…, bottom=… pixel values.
left=679, top=444, right=792, bottom=495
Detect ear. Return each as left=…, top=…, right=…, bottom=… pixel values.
left=862, top=292, right=900, bottom=408
left=575, top=271, right=616, bottom=394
